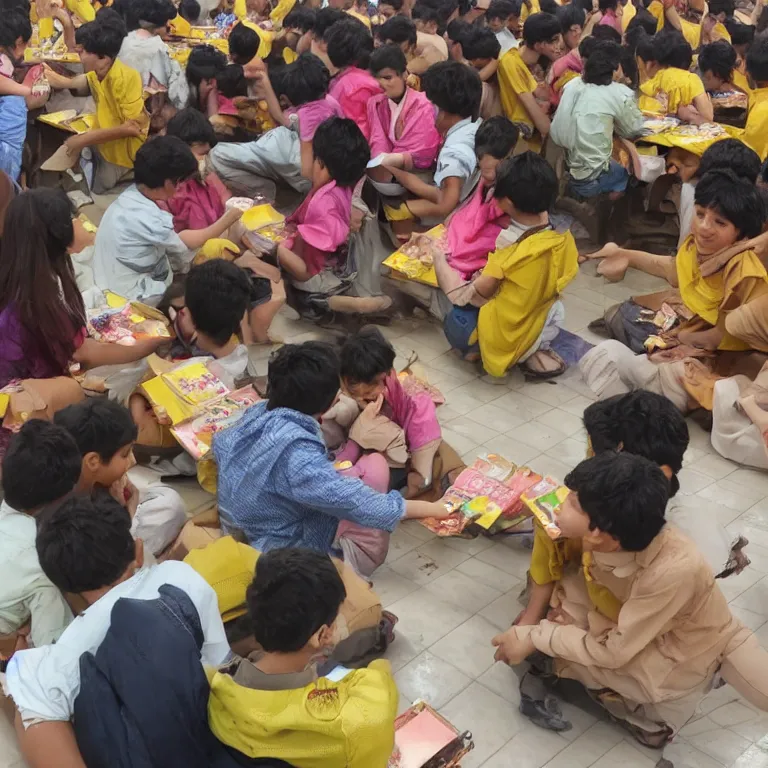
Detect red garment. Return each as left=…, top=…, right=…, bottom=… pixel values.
left=165, top=178, right=226, bottom=232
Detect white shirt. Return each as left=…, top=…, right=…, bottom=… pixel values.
left=495, top=28, right=519, bottom=54
left=5, top=561, right=229, bottom=726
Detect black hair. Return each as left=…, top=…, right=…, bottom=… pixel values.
left=369, top=43, right=408, bottom=75
left=54, top=399, right=138, bottom=462
left=95, top=6, right=129, bottom=35
left=79, top=18, right=126, bottom=58
left=583, top=40, right=622, bottom=85
left=620, top=45, right=639, bottom=88
left=539, top=0, right=559, bottom=14
left=378, top=15, right=418, bottom=46
left=708, top=0, right=734, bottom=17
left=135, top=0, right=176, bottom=28
left=423, top=60, right=482, bottom=119
left=590, top=22, right=622, bottom=43
left=475, top=115, right=519, bottom=159
left=279, top=51, right=331, bottom=107
left=185, top=260, right=251, bottom=346
left=0, top=9, right=31, bottom=48
left=635, top=29, right=655, bottom=62
left=2, top=421, right=81, bottom=512
left=228, top=22, right=260, bottom=64
left=379, top=0, right=405, bottom=11
left=557, top=2, right=585, bottom=33
left=694, top=169, right=765, bottom=239
left=522, top=12, right=562, bottom=47
left=487, top=0, right=520, bottom=21
left=698, top=39, right=737, bottom=82
left=445, top=18, right=471, bottom=47
left=578, top=34, right=600, bottom=59
left=36, top=492, right=136, bottom=594
left=0, top=0, right=30, bottom=16
left=283, top=6, right=316, bottom=32
left=564, top=453, right=668, bottom=552
left=186, top=44, right=227, bottom=88
left=747, top=35, right=768, bottom=83
left=111, top=0, right=140, bottom=30
left=494, top=151, right=557, bottom=213
left=312, top=116, right=370, bottom=186
left=653, top=28, right=693, bottom=70
left=624, top=9, right=657, bottom=50
left=133, top=135, right=198, bottom=188
left=179, top=0, right=201, bottom=22
left=583, top=391, right=688, bottom=498
left=247, top=548, right=346, bottom=653
left=165, top=107, right=218, bottom=148
left=216, top=63, right=248, bottom=98
left=312, top=7, right=347, bottom=39
left=325, top=17, right=372, bottom=69
left=727, top=21, right=754, bottom=49
left=412, top=1, right=441, bottom=25
left=266, top=341, right=341, bottom=414
left=598, top=0, right=618, bottom=11
left=339, top=326, right=396, bottom=384
left=462, top=27, right=501, bottom=60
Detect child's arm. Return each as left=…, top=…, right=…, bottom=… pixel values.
left=477, top=58, right=499, bottom=82
left=516, top=91, right=552, bottom=137
left=249, top=70, right=290, bottom=128
left=42, top=65, right=88, bottom=94
left=386, top=168, right=463, bottom=220
left=469, top=273, right=502, bottom=306
left=276, top=237, right=313, bottom=282
left=15, top=717, right=86, bottom=768
left=517, top=582, right=555, bottom=625
left=403, top=499, right=455, bottom=519
left=63, top=120, right=145, bottom=155
left=691, top=92, right=714, bottom=123
left=178, top=207, right=243, bottom=250
left=53, top=6, right=77, bottom=51
left=0, top=78, right=32, bottom=98
left=73, top=337, right=167, bottom=370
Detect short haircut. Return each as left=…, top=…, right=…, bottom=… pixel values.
left=557, top=2, right=585, bottom=32
left=624, top=10, right=658, bottom=48
left=266, top=341, right=341, bottom=414
left=379, top=0, right=404, bottom=11
left=184, top=260, right=251, bottom=346
left=583, top=40, right=622, bottom=85
left=522, top=12, right=562, bottom=47
left=369, top=43, right=408, bottom=75
left=620, top=45, right=639, bottom=88
left=423, top=60, right=482, bottom=119
left=228, top=22, right=260, bottom=64
left=247, top=548, right=346, bottom=653
left=133, top=135, right=199, bottom=188
left=79, top=18, right=126, bottom=58
left=747, top=35, right=768, bottom=82
left=578, top=34, right=600, bottom=59
left=312, top=116, right=370, bottom=187
left=590, top=22, right=622, bottom=43
left=325, top=17, right=372, bottom=69
left=312, top=7, right=347, bottom=39
left=598, top=0, right=618, bottom=11
left=377, top=15, right=418, bottom=46
left=475, top=115, right=519, bottom=159
left=462, top=27, right=501, bottom=60
left=0, top=10, right=32, bottom=47
left=2, top=421, right=81, bottom=511
left=216, top=63, right=248, bottom=98
left=135, top=0, right=176, bottom=28
left=539, top=0, right=559, bottom=14
left=186, top=44, right=227, bottom=87
left=727, top=20, right=754, bottom=48
left=179, top=0, right=201, bottom=22
left=412, top=1, right=441, bottom=24
left=54, top=399, right=138, bottom=462
left=694, top=169, right=765, bottom=239
left=36, top=492, right=135, bottom=594
left=165, top=107, right=217, bottom=148
left=583, top=392, right=688, bottom=497
left=698, top=40, right=737, bottom=81
left=565, top=453, right=669, bottom=551
left=283, top=6, right=316, bottom=32
left=279, top=52, right=331, bottom=107
left=653, top=28, right=693, bottom=69
left=696, top=138, right=761, bottom=183
left=494, top=151, right=557, bottom=213
left=339, top=326, right=396, bottom=383
left=487, top=0, right=520, bottom=21
left=708, top=0, right=734, bottom=17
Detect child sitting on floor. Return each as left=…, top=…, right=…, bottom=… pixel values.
left=185, top=44, right=227, bottom=113
left=214, top=341, right=453, bottom=576
left=744, top=36, right=768, bottom=161
left=4, top=492, right=230, bottom=768
left=54, top=398, right=187, bottom=557
left=462, top=27, right=503, bottom=120
left=486, top=0, right=521, bottom=54
left=207, top=547, right=398, bottom=768
left=0, top=422, right=81, bottom=655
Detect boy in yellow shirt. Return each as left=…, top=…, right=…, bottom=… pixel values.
left=744, top=36, right=768, bottom=160
left=44, top=20, right=149, bottom=194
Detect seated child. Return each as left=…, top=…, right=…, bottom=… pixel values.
left=213, top=341, right=453, bottom=573
left=699, top=39, right=740, bottom=96
left=0, top=422, right=80, bottom=654
left=4, top=492, right=230, bottom=767
left=43, top=19, right=150, bottom=194
left=54, top=398, right=186, bottom=557
left=558, top=2, right=585, bottom=54
left=275, top=6, right=316, bottom=63
left=744, top=36, right=768, bottom=161
left=169, top=0, right=200, bottom=32
left=486, top=0, right=522, bottom=54
left=443, top=152, right=578, bottom=379
left=551, top=41, right=644, bottom=200
left=211, top=64, right=258, bottom=139
left=412, top=2, right=449, bottom=59
left=92, top=136, right=243, bottom=303
left=376, top=16, right=446, bottom=79
left=377, top=0, right=404, bottom=21
left=207, top=547, right=398, bottom=767
left=492, top=452, right=767, bottom=746
left=462, top=27, right=504, bottom=120
left=598, top=0, right=624, bottom=33
left=548, top=31, right=597, bottom=108
left=185, top=44, right=227, bottom=113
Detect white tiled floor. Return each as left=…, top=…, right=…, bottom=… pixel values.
left=4, top=264, right=768, bottom=767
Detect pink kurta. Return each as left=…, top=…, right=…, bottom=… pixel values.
left=382, top=370, right=441, bottom=452
left=328, top=67, right=383, bottom=141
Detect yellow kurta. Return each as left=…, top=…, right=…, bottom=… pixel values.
left=638, top=67, right=706, bottom=116
left=240, top=19, right=274, bottom=58
left=744, top=86, right=768, bottom=161
left=168, top=13, right=192, bottom=36
left=497, top=47, right=537, bottom=135
left=477, top=229, right=578, bottom=377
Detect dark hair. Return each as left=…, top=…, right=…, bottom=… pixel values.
left=54, top=399, right=138, bottom=462
left=279, top=51, right=331, bottom=106
left=247, top=548, right=346, bottom=653
left=423, top=60, right=482, bottom=119
left=624, top=9, right=657, bottom=50
left=694, top=169, right=765, bottom=239
left=635, top=29, right=655, bottom=62
left=522, top=12, right=562, bottom=47
left=378, top=15, right=418, bottom=46
left=186, top=44, right=227, bottom=88
left=557, top=2, right=585, bottom=33
left=135, top=0, right=176, bottom=28
left=369, top=43, right=408, bottom=75
left=325, top=17, right=372, bottom=69
left=539, top=0, right=559, bottom=14
left=412, top=1, right=441, bottom=25
left=112, top=0, right=140, bottom=29
left=185, top=260, right=251, bottom=346
left=312, top=7, right=347, bottom=39
left=283, top=6, right=316, bottom=31
left=165, top=107, right=217, bottom=148
left=228, top=22, right=260, bottom=64
left=583, top=40, right=622, bottom=85
left=312, top=116, right=370, bottom=186
left=565, top=453, right=668, bottom=551
left=216, top=63, right=248, bottom=98
left=727, top=20, right=754, bottom=49
left=696, top=138, right=760, bottom=183
left=487, top=0, right=520, bottom=21
left=653, top=28, right=693, bottom=69
left=0, top=10, right=31, bottom=47
left=495, top=151, right=556, bottom=213
left=179, top=0, right=201, bottom=22
left=79, top=18, right=126, bottom=57
left=708, top=0, right=734, bottom=17
left=2, top=421, right=81, bottom=511
left=590, top=22, right=622, bottom=43
left=36, top=492, right=136, bottom=594
left=379, top=0, right=404, bottom=11
left=578, top=34, right=600, bottom=59
left=95, top=6, right=129, bottom=35
left=0, top=189, right=85, bottom=375
left=339, top=326, right=396, bottom=384
left=462, top=27, right=501, bottom=60
left=747, top=35, right=768, bottom=83
left=698, top=40, right=736, bottom=82
left=475, top=115, right=519, bottom=159
left=134, top=135, right=198, bottom=188
left=583, top=392, right=688, bottom=497
left=620, top=45, right=639, bottom=88
left=266, top=341, right=340, bottom=414
left=598, top=0, right=618, bottom=11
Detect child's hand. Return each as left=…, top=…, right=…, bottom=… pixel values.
left=363, top=393, right=384, bottom=418
left=223, top=207, right=244, bottom=227
left=64, top=134, right=86, bottom=156
left=123, top=118, right=146, bottom=138
left=43, top=64, right=72, bottom=89
left=492, top=628, right=536, bottom=665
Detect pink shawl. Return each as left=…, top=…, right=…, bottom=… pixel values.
left=328, top=66, right=383, bottom=141
left=383, top=370, right=441, bottom=452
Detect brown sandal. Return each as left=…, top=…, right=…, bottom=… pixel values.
left=520, top=349, right=567, bottom=380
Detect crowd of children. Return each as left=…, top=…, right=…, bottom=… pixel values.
left=2, top=0, right=768, bottom=761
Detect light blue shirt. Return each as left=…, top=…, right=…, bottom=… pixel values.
left=434, top=117, right=481, bottom=203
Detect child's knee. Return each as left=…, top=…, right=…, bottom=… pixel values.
left=354, top=452, right=390, bottom=494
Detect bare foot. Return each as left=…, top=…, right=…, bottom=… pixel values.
left=596, top=254, right=630, bottom=282
left=581, top=241, right=620, bottom=262
left=327, top=294, right=393, bottom=314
